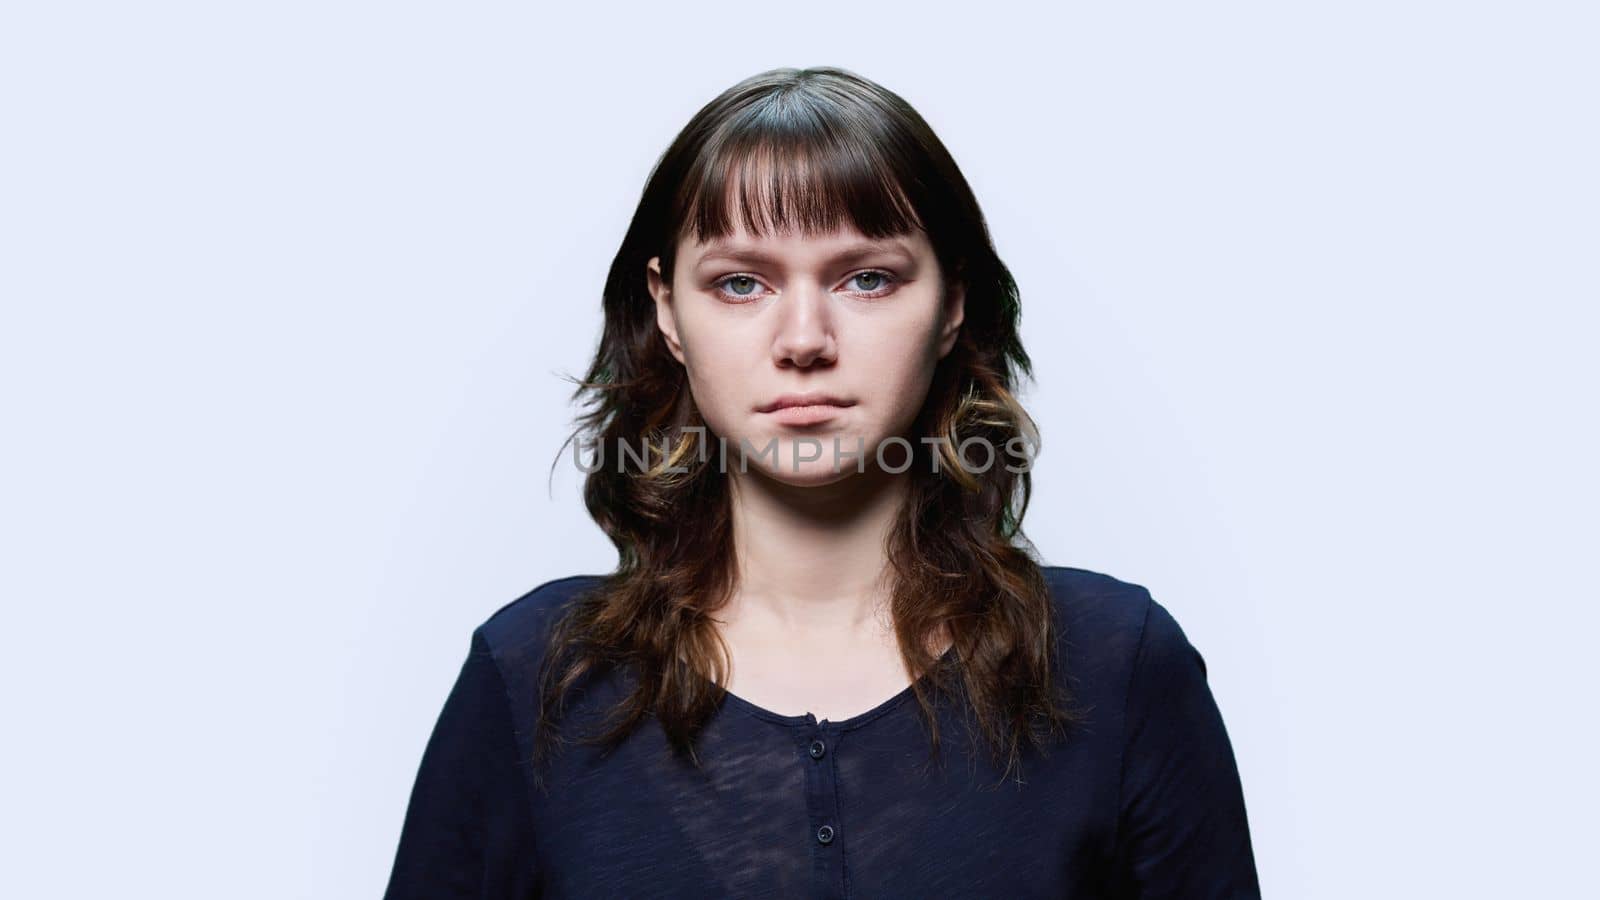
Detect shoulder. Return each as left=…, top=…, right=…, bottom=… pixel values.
left=1038, top=564, right=1155, bottom=640
left=475, top=573, right=607, bottom=661
left=1036, top=564, right=1200, bottom=699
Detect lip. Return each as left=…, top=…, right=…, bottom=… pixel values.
left=756, top=392, right=855, bottom=414
left=756, top=392, right=855, bottom=427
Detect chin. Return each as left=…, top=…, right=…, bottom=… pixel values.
left=750, top=461, right=866, bottom=488
left=713, top=430, right=880, bottom=486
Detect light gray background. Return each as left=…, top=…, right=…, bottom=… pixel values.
left=3, top=2, right=1594, bottom=897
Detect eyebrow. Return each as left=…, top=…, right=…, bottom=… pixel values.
left=693, top=239, right=917, bottom=270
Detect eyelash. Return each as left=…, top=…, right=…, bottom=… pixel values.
left=710, top=269, right=900, bottom=303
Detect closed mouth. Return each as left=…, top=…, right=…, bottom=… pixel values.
left=757, top=394, right=855, bottom=414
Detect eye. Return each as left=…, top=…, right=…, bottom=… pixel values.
left=711, top=273, right=768, bottom=302
left=841, top=269, right=899, bottom=298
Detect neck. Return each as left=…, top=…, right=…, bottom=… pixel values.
left=721, top=464, right=907, bottom=639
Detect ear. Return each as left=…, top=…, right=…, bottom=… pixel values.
left=936, top=279, right=966, bottom=359
left=646, top=255, right=686, bottom=365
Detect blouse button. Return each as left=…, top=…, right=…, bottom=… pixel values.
left=809, top=739, right=826, bottom=759
left=816, top=824, right=835, bottom=845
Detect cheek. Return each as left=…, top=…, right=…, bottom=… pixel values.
left=675, top=308, right=756, bottom=420
left=853, top=309, right=944, bottom=397
left=862, top=341, right=939, bottom=431
left=829, top=325, right=939, bottom=445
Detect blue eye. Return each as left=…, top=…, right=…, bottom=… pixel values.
left=713, top=274, right=765, bottom=301
left=710, top=270, right=899, bottom=302
left=846, top=270, right=897, bottom=296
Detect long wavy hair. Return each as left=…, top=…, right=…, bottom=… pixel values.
left=532, top=66, right=1082, bottom=791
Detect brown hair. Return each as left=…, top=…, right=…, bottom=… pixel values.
left=532, top=66, right=1081, bottom=790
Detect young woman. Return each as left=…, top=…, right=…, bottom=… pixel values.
left=384, top=66, right=1260, bottom=899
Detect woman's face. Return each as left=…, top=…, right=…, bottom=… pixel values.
left=647, top=222, right=964, bottom=487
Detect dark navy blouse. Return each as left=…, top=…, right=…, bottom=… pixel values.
left=383, top=566, right=1260, bottom=898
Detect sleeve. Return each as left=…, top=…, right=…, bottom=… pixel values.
left=1112, top=596, right=1261, bottom=899
left=383, top=627, right=541, bottom=899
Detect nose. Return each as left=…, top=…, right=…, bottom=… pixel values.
left=771, top=282, right=837, bottom=368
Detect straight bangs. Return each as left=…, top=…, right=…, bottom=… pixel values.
left=669, top=112, right=928, bottom=253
